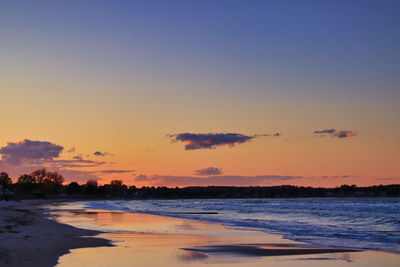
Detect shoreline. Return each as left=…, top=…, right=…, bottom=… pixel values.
left=1, top=200, right=400, bottom=267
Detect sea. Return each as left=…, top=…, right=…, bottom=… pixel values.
left=76, top=198, right=400, bottom=253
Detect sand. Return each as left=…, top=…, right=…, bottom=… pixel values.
left=0, top=200, right=111, bottom=267
left=1, top=200, right=400, bottom=267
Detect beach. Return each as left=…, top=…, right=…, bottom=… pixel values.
left=0, top=200, right=111, bottom=267
left=1, top=200, right=400, bottom=267
left=2, top=0, right=399, bottom=265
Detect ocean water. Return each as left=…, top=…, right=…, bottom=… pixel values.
left=78, top=198, right=400, bottom=253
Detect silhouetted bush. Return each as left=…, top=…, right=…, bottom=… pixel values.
left=0, top=172, right=12, bottom=190
left=85, top=180, right=98, bottom=195
left=66, top=182, right=81, bottom=195
left=17, top=174, right=38, bottom=193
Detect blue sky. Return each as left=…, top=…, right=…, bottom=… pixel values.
left=1, top=1, right=399, bottom=186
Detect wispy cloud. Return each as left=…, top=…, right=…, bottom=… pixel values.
left=72, top=154, right=83, bottom=160
left=332, top=130, right=357, bottom=138
left=314, top=129, right=336, bottom=134
left=314, top=129, right=357, bottom=138
left=168, top=132, right=279, bottom=150
left=134, top=174, right=302, bottom=187
left=135, top=174, right=148, bottom=181
left=50, top=159, right=106, bottom=168
left=93, top=151, right=111, bottom=157
left=376, top=177, right=399, bottom=181
left=194, top=167, right=223, bottom=176
left=95, top=169, right=135, bottom=174
left=320, top=175, right=353, bottom=179
left=66, top=146, right=76, bottom=153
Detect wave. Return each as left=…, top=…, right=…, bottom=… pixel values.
left=78, top=198, right=400, bottom=253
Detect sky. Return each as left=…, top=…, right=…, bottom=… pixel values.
left=1, top=0, right=399, bottom=187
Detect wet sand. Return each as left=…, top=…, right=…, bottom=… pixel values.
left=0, top=201, right=112, bottom=267
left=2, top=201, right=400, bottom=267
left=51, top=203, right=400, bottom=267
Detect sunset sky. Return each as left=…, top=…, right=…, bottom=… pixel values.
left=1, top=0, right=399, bottom=187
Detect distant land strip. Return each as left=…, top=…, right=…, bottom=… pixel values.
left=2, top=181, right=400, bottom=200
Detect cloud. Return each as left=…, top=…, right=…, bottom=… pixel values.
left=314, top=129, right=336, bottom=134
left=320, top=175, right=353, bottom=179
left=194, top=167, right=223, bottom=176
left=93, top=151, right=111, bottom=157
left=314, top=129, right=357, bottom=138
left=134, top=174, right=302, bottom=187
left=66, top=146, right=76, bottom=153
left=51, top=159, right=106, bottom=168
left=73, top=154, right=83, bottom=160
left=0, top=139, right=106, bottom=168
left=0, top=139, right=114, bottom=183
left=95, top=169, right=135, bottom=174
left=135, top=174, right=148, bottom=181
left=376, top=177, right=399, bottom=181
left=332, top=130, right=357, bottom=138
left=0, top=139, right=63, bottom=165
left=168, top=133, right=274, bottom=150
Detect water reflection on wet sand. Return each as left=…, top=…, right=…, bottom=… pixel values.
left=53, top=208, right=400, bottom=267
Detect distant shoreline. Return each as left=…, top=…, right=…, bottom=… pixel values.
left=3, top=184, right=400, bottom=201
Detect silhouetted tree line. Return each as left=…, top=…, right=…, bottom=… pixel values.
left=1, top=169, right=65, bottom=199
left=1, top=169, right=400, bottom=200
left=129, top=184, right=400, bottom=199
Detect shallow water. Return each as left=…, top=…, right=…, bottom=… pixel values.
left=52, top=205, right=400, bottom=267
left=78, top=198, right=400, bottom=252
